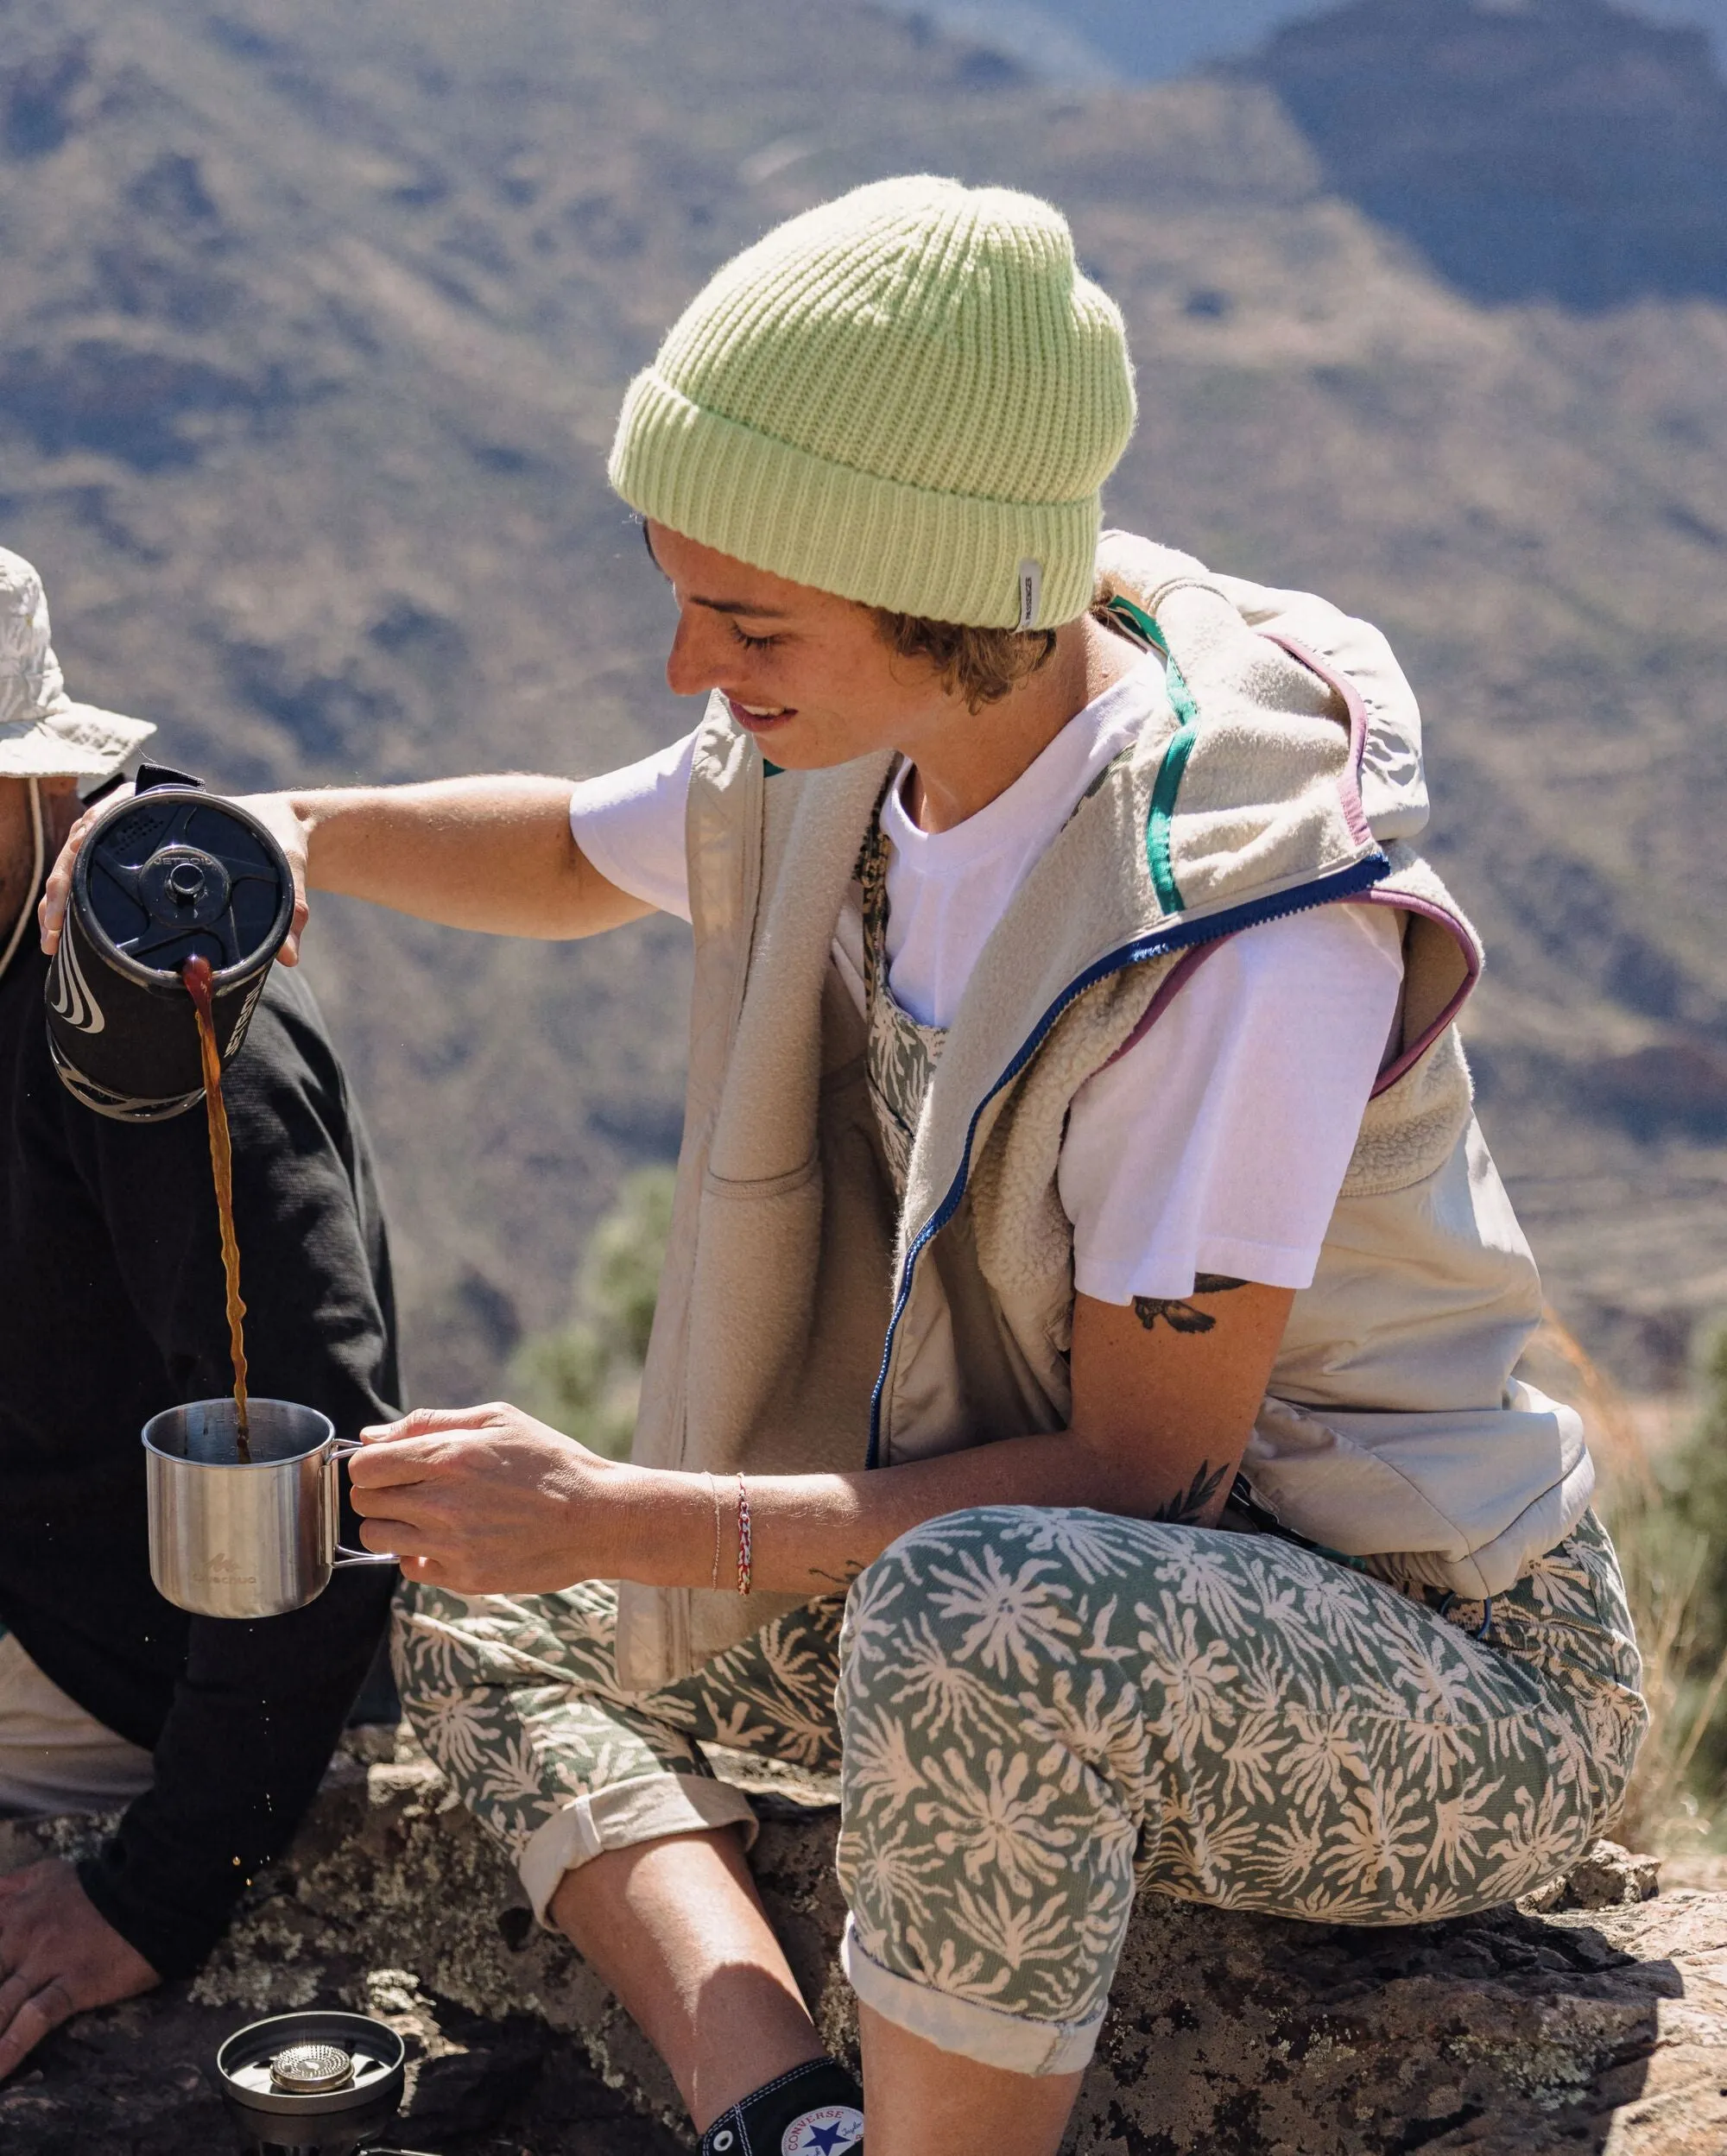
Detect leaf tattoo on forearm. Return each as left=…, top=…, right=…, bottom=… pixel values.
left=1131, top=1274, right=1249, bottom=1335
left=1150, top=1458, right=1230, bottom=1526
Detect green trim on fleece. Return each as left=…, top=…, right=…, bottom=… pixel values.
left=1104, top=593, right=1199, bottom=914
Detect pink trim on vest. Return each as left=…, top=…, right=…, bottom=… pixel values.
left=1098, top=942, right=1225, bottom=1072
left=1260, top=631, right=1375, bottom=848
left=1099, top=627, right=1468, bottom=1094
left=1363, top=889, right=1482, bottom=1097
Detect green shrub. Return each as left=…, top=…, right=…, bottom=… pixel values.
left=1652, top=1328, right=1727, bottom=1799
left=1585, top=1320, right=1727, bottom=1849
left=507, top=1165, right=675, bottom=1460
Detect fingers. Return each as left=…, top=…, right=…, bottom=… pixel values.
left=0, top=1975, right=73, bottom=2081
left=351, top=1508, right=467, bottom=1585
left=231, top=792, right=310, bottom=966
left=347, top=1438, right=441, bottom=1489
left=350, top=1407, right=515, bottom=1484
left=36, top=807, right=99, bottom=956
left=279, top=888, right=307, bottom=968
left=346, top=1434, right=503, bottom=1494
left=351, top=1507, right=425, bottom=1550
left=0, top=1861, right=157, bottom=2080
left=361, top=1403, right=508, bottom=1445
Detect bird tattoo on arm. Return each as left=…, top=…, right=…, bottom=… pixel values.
left=1130, top=1274, right=1248, bottom=1336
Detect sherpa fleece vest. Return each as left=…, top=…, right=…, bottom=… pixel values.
left=614, top=538, right=1591, bottom=1691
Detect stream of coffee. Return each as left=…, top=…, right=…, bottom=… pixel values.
left=182, top=956, right=251, bottom=1460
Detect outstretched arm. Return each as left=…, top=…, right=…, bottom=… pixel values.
left=343, top=1276, right=1294, bottom=1597
left=40, top=772, right=653, bottom=966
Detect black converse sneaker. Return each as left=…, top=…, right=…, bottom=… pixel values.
left=699, top=2057, right=865, bottom=2156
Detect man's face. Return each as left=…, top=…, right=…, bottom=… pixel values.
left=646, top=522, right=966, bottom=773
left=0, top=777, right=82, bottom=946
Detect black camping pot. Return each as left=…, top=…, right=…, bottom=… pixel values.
left=214, top=2010, right=411, bottom=2155
left=46, top=770, right=294, bottom=1122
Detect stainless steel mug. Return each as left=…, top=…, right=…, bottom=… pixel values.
left=142, top=1398, right=395, bottom=1619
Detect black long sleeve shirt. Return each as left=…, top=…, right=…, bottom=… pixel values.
left=0, top=932, right=401, bottom=1978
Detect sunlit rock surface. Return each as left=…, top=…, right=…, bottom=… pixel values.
left=2, top=1738, right=1725, bottom=2153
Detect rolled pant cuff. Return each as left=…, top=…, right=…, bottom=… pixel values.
left=840, top=1918, right=1105, bottom=2077
left=519, top=1771, right=760, bottom=1926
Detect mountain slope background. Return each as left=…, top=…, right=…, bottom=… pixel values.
left=5, top=0, right=1727, bottom=1395
left=895, top=0, right=1727, bottom=81
left=1245, top=0, right=1727, bottom=307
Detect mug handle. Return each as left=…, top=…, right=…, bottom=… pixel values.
left=329, top=1439, right=400, bottom=1567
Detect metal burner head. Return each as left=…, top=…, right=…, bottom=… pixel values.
left=215, top=2009, right=406, bottom=2155
left=269, top=2040, right=357, bottom=2094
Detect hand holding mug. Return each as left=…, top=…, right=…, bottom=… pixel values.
left=347, top=1404, right=621, bottom=1595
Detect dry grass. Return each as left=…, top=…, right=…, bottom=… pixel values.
left=1528, top=1313, right=1727, bottom=1853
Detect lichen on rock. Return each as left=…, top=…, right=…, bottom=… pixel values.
left=2, top=1753, right=1725, bottom=2153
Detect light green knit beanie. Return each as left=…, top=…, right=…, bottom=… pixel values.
left=608, top=175, right=1136, bottom=629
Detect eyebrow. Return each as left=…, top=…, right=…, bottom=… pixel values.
left=691, top=595, right=791, bottom=620
left=640, top=519, right=791, bottom=619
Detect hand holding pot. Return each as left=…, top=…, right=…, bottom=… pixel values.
left=40, top=789, right=311, bottom=966
left=348, top=1404, right=626, bottom=1594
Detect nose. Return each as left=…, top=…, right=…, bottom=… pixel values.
left=665, top=609, right=721, bottom=699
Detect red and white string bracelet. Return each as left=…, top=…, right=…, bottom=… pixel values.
left=735, top=1472, right=753, bottom=1596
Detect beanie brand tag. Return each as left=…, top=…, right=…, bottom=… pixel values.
left=1016, top=559, right=1042, bottom=631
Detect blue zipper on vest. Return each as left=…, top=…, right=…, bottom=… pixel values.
left=864, top=852, right=1391, bottom=1470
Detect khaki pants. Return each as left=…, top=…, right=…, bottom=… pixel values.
left=0, top=1630, right=155, bottom=1818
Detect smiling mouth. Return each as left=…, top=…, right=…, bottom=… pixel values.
left=726, top=697, right=797, bottom=730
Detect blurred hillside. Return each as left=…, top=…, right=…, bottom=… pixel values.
left=1247, top=0, right=1727, bottom=307
left=892, top=0, right=1727, bottom=83
left=5, top=0, right=1727, bottom=1395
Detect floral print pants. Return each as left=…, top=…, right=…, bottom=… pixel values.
left=393, top=1505, right=1644, bottom=2077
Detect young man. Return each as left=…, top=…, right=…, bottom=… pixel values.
left=0, top=547, right=401, bottom=2078
left=45, top=178, right=1645, bottom=2156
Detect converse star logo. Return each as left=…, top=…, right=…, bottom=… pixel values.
left=781, top=2104, right=864, bottom=2156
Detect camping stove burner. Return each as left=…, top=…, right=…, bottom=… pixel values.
left=269, top=2039, right=356, bottom=2093
left=216, top=2008, right=410, bottom=2155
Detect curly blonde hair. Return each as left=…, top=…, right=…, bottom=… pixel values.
left=870, top=609, right=1060, bottom=714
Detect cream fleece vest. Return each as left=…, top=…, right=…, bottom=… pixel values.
left=615, top=538, right=1591, bottom=1691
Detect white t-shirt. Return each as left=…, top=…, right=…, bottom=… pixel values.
left=571, top=670, right=1404, bottom=1303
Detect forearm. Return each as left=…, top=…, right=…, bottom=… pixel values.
left=601, top=1426, right=1232, bottom=1600
left=351, top=1288, right=1288, bottom=1597
left=278, top=774, right=650, bottom=939
left=81, top=1569, right=394, bottom=1976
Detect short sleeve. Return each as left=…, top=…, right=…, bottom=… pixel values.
left=1059, top=903, right=1406, bottom=1303
left=568, top=729, right=698, bottom=923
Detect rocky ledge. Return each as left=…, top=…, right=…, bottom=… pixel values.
left=2, top=1737, right=1725, bottom=2154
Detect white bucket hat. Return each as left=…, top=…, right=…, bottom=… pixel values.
left=0, top=546, right=155, bottom=783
